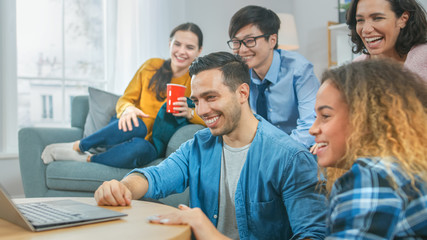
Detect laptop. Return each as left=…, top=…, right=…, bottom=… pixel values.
left=0, top=185, right=127, bottom=231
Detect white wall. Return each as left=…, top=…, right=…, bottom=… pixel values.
left=294, top=0, right=337, bottom=77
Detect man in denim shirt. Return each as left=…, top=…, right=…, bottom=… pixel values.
left=228, top=5, right=319, bottom=148
left=95, top=52, right=326, bottom=239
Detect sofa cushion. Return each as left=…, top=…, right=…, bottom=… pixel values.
left=46, top=161, right=131, bottom=192
left=83, top=87, right=121, bottom=138
left=45, top=158, right=164, bottom=192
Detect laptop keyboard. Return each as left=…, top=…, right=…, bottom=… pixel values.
left=17, top=202, right=85, bottom=226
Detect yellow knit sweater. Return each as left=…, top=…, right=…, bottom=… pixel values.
left=116, top=58, right=205, bottom=141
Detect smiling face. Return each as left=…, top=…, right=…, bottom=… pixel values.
left=190, top=69, right=242, bottom=137
left=232, top=24, right=276, bottom=78
left=309, top=80, right=351, bottom=168
left=169, top=30, right=202, bottom=76
left=355, top=0, right=409, bottom=60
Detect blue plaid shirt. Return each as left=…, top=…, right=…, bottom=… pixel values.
left=326, top=157, right=427, bottom=239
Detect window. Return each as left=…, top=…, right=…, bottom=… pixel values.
left=16, top=0, right=106, bottom=128
left=41, top=95, right=53, bottom=119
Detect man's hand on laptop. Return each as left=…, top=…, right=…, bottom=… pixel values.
left=95, top=179, right=132, bottom=206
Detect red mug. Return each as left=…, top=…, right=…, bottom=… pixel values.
left=166, top=84, right=187, bottom=114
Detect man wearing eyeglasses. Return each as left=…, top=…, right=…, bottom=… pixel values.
left=228, top=5, right=319, bottom=149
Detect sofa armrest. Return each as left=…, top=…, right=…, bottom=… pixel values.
left=165, top=124, right=205, bottom=157
left=18, top=127, right=83, bottom=197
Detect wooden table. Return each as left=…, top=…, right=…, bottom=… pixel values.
left=0, top=197, right=191, bottom=240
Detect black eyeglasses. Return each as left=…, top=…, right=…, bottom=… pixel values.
left=227, top=34, right=270, bottom=50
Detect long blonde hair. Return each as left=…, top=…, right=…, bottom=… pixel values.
left=321, top=59, right=427, bottom=192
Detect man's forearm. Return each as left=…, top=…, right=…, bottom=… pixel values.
left=121, top=173, right=149, bottom=200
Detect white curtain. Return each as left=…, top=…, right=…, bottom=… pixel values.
left=106, top=0, right=186, bottom=94
left=0, top=0, right=18, bottom=154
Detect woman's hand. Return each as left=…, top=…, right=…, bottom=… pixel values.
left=118, top=106, right=149, bottom=132
left=172, top=97, right=194, bottom=120
left=148, top=204, right=230, bottom=240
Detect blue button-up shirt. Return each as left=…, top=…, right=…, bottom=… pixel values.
left=131, top=116, right=327, bottom=239
left=327, top=157, right=427, bottom=239
left=250, top=49, right=319, bottom=148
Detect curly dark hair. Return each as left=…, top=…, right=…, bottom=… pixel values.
left=346, top=0, right=427, bottom=56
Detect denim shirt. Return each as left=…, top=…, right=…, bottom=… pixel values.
left=131, top=116, right=326, bottom=239
left=250, top=49, right=319, bottom=148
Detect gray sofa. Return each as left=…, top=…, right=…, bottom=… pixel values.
left=18, top=95, right=204, bottom=207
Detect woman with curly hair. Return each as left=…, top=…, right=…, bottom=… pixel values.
left=346, top=0, right=427, bottom=80
left=309, top=59, right=427, bottom=238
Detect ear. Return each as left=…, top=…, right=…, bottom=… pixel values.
left=269, top=34, right=278, bottom=49
left=236, top=83, right=250, bottom=104
left=398, top=11, right=410, bottom=28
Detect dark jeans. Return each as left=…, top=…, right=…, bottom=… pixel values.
left=79, top=117, right=157, bottom=168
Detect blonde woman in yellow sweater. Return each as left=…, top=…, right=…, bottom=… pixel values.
left=70, top=23, right=204, bottom=168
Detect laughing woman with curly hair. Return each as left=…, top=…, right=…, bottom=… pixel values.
left=309, top=59, right=427, bottom=239
left=347, top=0, right=427, bottom=80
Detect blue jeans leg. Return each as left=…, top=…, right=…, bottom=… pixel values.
left=90, top=137, right=157, bottom=168
left=79, top=117, right=147, bottom=152
left=80, top=117, right=157, bottom=168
